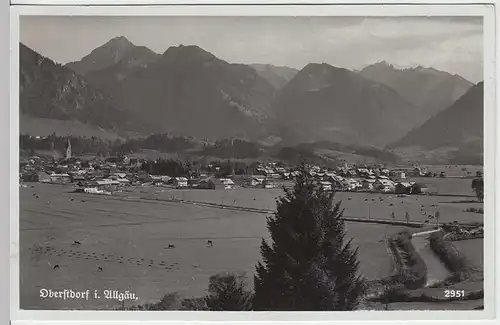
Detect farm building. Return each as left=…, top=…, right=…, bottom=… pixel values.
left=49, top=173, right=71, bottom=184
left=411, top=183, right=429, bottom=194
left=218, top=178, right=236, bottom=190
left=71, top=175, right=86, bottom=183
left=198, top=178, right=216, bottom=189
left=395, top=182, right=413, bottom=194
left=374, top=179, right=395, bottom=193
left=94, top=179, right=120, bottom=190
left=251, top=175, right=266, bottom=186
left=262, top=179, right=277, bottom=189
left=172, top=177, right=189, bottom=188
left=343, top=178, right=361, bottom=191
left=37, top=171, right=51, bottom=183
left=361, top=179, right=376, bottom=190
left=22, top=171, right=50, bottom=183
left=318, top=181, right=332, bottom=191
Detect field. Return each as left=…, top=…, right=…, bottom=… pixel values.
left=119, top=180, right=484, bottom=225
left=453, top=239, right=484, bottom=270
left=20, top=183, right=406, bottom=310
left=19, top=179, right=483, bottom=310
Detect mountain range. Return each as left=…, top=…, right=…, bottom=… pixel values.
left=390, top=81, right=483, bottom=150
left=19, top=37, right=483, bottom=164
left=359, top=61, right=473, bottom=119
left=19, top=43, right=143, bottom=135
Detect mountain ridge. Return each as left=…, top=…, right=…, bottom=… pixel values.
left=359, top=61, right=474, bottom=119
left=65, top=36, right=160, bottom=76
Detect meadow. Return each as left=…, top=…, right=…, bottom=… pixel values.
left=19, top=179, right=483, bottom=310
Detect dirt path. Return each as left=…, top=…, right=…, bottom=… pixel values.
left=411, top=230, right=451, bottom=287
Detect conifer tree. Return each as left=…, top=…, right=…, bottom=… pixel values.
left=253, top=164, right=366, bottom=310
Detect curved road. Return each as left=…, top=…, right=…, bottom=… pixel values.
left=411, top=230, right=451, bottom=287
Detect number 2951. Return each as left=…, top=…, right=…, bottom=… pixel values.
left=445, top=290, right=465, bottom=298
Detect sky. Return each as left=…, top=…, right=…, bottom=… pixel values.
left=20, top=16, right=483, bottom=83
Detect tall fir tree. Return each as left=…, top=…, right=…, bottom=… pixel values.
left=253, top=164, right=366, bottom=310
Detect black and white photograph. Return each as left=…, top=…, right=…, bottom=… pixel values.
left=13, top=7, right=493, bottom=315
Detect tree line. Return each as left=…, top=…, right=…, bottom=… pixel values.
left=20, top=134, right=267, bottom=160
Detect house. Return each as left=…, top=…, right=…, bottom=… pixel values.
left=318, top=181, right=332, bottom=191
left=71, top=175, right=86, bottom=183
left=374, top=179, right=395, bottom=193
left=172, top=177, right=189, bottom=188
left=219, top=178, right=235, bottom=190
left=37, top=171, right=51, bottom=183
left=251, top=175, right=266, bottom=184
left=411, top=183, right=429, bottom=194
left=116, top=178, right=130, bottom=185
left=262, top=179, right=277, bottom=189
left=343, top=178, right=361, bottom=191
left=22, top=172, right=40, bottom=182
left=113, top=172, right=127, bottom=179
left=198, top=178, right=216, bottom=190
left=395, top=182, right=413, bottom=194
left=361, top=179, right=377, bottom=190
left=50, top=173, right=72, bottom=184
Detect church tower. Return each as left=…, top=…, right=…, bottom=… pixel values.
left=66, top=138, right=72, bottom=159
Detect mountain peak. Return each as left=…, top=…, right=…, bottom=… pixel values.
left=105, top=36, right=135, bottom=49
left=362, top=61, right=395, bottom=71
left=159, top=44, right=219, bottom=65
left=65, top=36, right=159, bottom=75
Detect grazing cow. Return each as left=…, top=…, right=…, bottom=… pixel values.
left=35, top=195, right=39, bottom=199
left=53, top=264, right=59, bottom=270
left=207, top=240, right=213, bottom=247
left=167, top=244, right=175, bottom=249
left=97, top=266, right=103, bottom=272
left=73, top=241, right=81, bottom=247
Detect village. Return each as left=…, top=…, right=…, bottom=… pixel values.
left=19, top=139, right=469, bottom=197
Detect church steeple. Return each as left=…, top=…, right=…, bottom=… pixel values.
left=66, top=138, right=72, bottom=159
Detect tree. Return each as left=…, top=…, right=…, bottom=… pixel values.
left=405, top=211, right=410, bottom=225
left=471, top=177, right=484, bottom=203
left=435, top=210, right=441, bottom=228
left=204, top=273, right=253, bottom=311
left=253, top=164, right=366, bottom=311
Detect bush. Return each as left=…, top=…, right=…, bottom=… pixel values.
left=205, top=273, right=253, bottom=311
left=180, top=297, right=208, bottom=311
left=389, top=230, right=427, bottom=289
left=429, top=231, right=476, bottom=281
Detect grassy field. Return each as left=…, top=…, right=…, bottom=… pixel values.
left=453, top=239, right=484, bottom=271
left=20, top=183, right=406, bottom=310
left=404, top=177, right=479, bottom=197
left=19, top=182, right=483, bottom=310
left=120, top=183, right=483, bottom=225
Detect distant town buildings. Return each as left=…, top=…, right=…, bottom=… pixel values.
left=19, top=145, right=457, bottom=196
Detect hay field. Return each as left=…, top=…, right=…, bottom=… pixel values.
left=453, top=239, right=484, bottom=270
left=20, top=183, right=404, bottom=310
left=120, top=185, right=484, bottom=225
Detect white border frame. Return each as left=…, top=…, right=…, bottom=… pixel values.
left=9, top=3, right=498, bottom=324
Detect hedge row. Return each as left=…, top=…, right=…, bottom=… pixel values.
left=388, top=230, right=427, bottom=289
left=429, top=231, right=477, bottom=282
